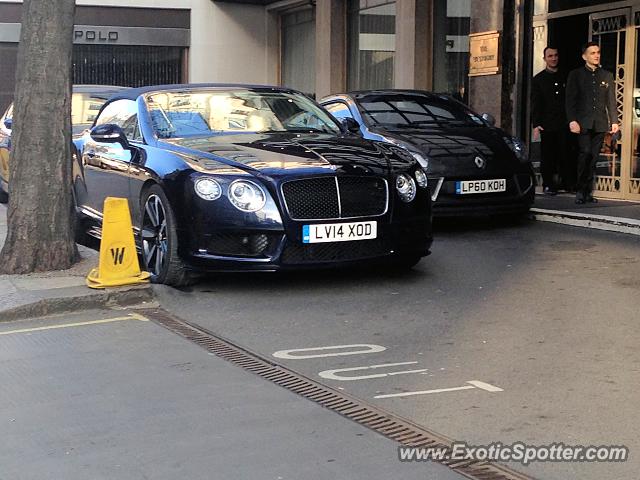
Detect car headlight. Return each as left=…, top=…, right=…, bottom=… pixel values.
left=228, top=179, right=266, bottom=212
left=415, top=169, right=428, bottom=188
left=504, top=136, right=528, bottom=163
left=395, top=174, right=416, bottom=202
left=409, top=151, right=429, bottom=169
left=194, top=177, right=222, bottom=201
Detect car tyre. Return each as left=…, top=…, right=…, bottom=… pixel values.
left=140, top=184, right=193, bottom=287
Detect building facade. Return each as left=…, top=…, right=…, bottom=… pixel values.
left=1, top=0, right=638, bottom=199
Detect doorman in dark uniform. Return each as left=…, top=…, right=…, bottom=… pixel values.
left=566, top=41, right=619, bottom=204
left=531, top=46, right=569, bottom=195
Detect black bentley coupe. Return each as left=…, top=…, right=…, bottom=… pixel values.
left=72, top=84, right=433, bottom=285
left=320, top=90, right=535, bottom=217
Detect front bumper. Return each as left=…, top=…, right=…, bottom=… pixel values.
left=430, top=173, right=534, bottom=217
left=183, top=217, right=432, bottom=272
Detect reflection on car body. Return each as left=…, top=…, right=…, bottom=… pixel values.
left=320, top=90, right=535, bottom=217
left=0, top=85, right=129, bottom=203
left=72, top=84, right=433, bottom=286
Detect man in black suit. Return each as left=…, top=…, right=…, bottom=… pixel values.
left=531, top=46, right=568, bottom=195
left=566, top=41, right=619, bottom=204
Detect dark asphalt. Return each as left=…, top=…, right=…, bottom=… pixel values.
left=0, top=309, right=462, bottom=480
left=152, top=219, right=640, bottom=480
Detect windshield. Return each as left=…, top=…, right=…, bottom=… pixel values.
left=357, top=94, right=485, bottom=128
left=145, top=89, right=342, bottom=139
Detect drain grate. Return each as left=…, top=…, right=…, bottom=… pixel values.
left=139, top=308, right=534, bottom=480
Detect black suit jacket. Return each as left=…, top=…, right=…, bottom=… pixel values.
left=565, top=66, right=617, bottom=133
left=531, top=69, right=567, bottom=131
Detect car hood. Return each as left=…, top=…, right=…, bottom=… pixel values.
left=369, top=125, right=519, bottom=176
left=162, top=132, right=393, bottom=178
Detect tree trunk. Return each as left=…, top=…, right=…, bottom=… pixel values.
left=0, top=0, right=77, bottom=273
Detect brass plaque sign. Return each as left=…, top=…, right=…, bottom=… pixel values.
left=469, top=31, right=500, bottom=76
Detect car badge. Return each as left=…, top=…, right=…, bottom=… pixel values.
left=474, top=156, right=486, bottom=169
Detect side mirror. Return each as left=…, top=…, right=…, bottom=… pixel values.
left=90, top=123, right=129, bottom=148
left=342, top=117, right=361, bottom=134
left=3, top=118, right=12, bottom=130
left=481, top=113, right=496, bottom=127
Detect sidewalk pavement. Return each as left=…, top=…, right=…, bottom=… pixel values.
left=0, top=204, right=152, bottom=321
left=1, top=191, right=639, bottom=321
left=531, top=189, right=640, bottom=236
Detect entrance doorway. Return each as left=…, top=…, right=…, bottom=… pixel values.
left=535, top=4, right=640, bottom=200
left=589, top=7, right=640, bottom=200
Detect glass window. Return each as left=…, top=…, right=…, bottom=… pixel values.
left=433, top=0, right=470, bottom=103
left=325, top=102, right=354, bottom=120
left=70, top=93, right=113, bottom=134
left=96, top=99, right=140, bottom=141
left=281, top=8, right=316, bottom=96
left=145, top=89, right=341, bottom=139
left=73, top=45, right=184, bottom=87
left=348, top=1, right=396, bottom=90
left=357, top=93, right=484, bottom=127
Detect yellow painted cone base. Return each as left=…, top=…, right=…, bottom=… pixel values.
left=86, top=197, right=151, bottom=289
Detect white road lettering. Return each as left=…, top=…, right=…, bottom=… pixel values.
left=467, top=380, right=504, bottom=392
left=318, top=361, right=428, bottom=381
left=272, top=344, right=386, bottom=359
left=373, top=380, right=503, bottom=399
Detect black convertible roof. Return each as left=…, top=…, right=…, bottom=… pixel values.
left=107, top=83, right=297, bottom=102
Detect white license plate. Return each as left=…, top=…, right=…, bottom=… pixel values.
left=456, top=178, right=506, bottom=194
left=303, top=221, right=377, bottom=244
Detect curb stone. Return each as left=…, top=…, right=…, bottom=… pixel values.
left=0, top=285, right=154, bottom=322
left=531, top=207, right=640, bottom=236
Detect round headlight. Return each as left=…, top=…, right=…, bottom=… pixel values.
left=395, top=174, right=416, bottom=202
left=194, top=177, right=222, bottom=201
left=415, top=169, right=428, bottom=188
left=228, top=180, right=266, bottom=212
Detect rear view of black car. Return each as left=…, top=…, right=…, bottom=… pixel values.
left=321, top=90, right=535, bottom=217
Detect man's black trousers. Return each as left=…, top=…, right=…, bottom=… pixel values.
left=576, top=130, right=605, bottom=197
left=540, top=129, right=570, bottom=190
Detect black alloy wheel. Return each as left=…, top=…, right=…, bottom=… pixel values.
left=140, top=185, right=191, bottom=286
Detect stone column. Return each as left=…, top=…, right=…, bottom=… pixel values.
left=315, top=0, right=346, bottom=99
left=469, top=0, right=503, bottom=126
left=394, top=0, right=433, bottom=90
left=468, top=0, right=517, bottom=134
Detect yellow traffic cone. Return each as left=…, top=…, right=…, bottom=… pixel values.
left=86, top=197, right=151, bottom=289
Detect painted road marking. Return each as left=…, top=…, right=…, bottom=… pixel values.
left=0, top=313, right=149, bottom=336
left=319, top=362, right=428, bottom=381
left=374, top=380, right=503, bottom=399
left=273, top=344, right=386, bottom=359
left=467, top=380, right=504, bottom=392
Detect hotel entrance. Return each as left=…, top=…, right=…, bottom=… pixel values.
left=534, top=1, right=640, bottom=201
